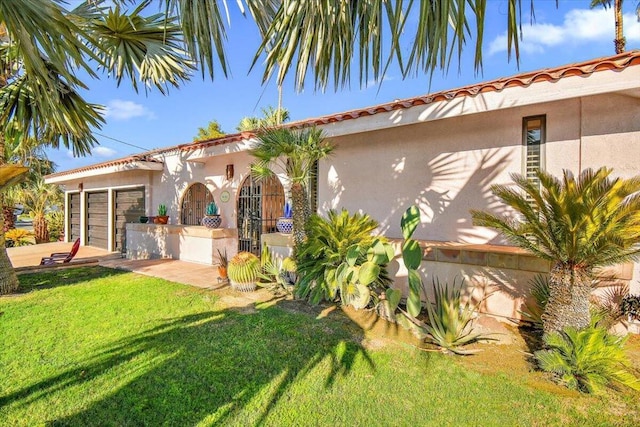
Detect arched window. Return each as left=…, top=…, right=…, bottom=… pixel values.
left=180, top=183, right=214, bottom=225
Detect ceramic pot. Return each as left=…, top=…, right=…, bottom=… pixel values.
left=276, top=217, right=293, bottom=234
left=154, top=216, right=169, bottom=224
left=202, top=215, right=222, bottom=229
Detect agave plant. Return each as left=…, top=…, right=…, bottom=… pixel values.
left=534, top=318, right=640, bottom=393
left=228, top=251, right=261, bottom=292
left=419, top=279, right=491, bottom=355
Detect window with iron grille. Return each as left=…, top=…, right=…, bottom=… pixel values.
left=180, top=183, right=214, bottom=225
left=523, top=115, right=546, bottom=186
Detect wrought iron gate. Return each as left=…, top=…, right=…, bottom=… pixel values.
left=237, top=175, right=285, bottom=255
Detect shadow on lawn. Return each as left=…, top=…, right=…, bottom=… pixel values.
left=16, top=266, right=128, bottom=293
left=1, top=303, right=374, bottom=426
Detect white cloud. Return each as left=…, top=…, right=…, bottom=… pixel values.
left=103, top=99, right=156, bottom=121
left=93, top=146, right=117, bottom=157
left=488, top=8, right=640, bottom=55
left=66, top=146, right=117, bottom=159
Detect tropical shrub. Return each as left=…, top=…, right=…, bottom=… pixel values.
left=46, top=210, right=64, bottom=241
left=472, top=167, right=640, bottom=336
left=5, top=229, right=34, bottom=247
left=534, top=318, right=640, bottom=393
left=296, top=209, right=393, bottom=309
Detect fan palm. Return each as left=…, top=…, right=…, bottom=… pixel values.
left=0, top=0, right=194, bottom=294
left=471, top=168, right=640, bottom=336
left=250, top=127, right=333, bottom=247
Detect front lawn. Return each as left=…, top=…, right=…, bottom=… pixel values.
left=0, top=267, right=637, bottom=426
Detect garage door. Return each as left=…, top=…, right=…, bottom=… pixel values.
left=86, top=191, right=108, bottom=249
left=114, top=187, right=145, bottom=253
left=68, top=193, right=81, bottom=242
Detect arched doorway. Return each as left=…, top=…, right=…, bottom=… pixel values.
left=237, top=175, right=285, bottom=254
left=181, top=183, right=214, bottom=225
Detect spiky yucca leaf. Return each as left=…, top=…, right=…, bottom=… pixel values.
left=535, top=319, right=640, bottom=393
left=422, top=279, right=492, bottom=355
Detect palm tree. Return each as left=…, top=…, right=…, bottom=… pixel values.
left=592, top=0, right=627, bottom=53
left=250, top=127, right=333, bottom=247
left=0, top=1, right=194, bottom=294
left=19, top=180, right=62, bottom=244
left=236, top=106, right=290, bottom=132
left=471, top=168, right=640, bottom=336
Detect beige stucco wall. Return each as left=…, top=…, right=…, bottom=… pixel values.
left=318, top=99, right=590, bottom=244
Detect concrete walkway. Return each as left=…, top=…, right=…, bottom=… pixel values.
left=7, top=242, right=226, bottom=290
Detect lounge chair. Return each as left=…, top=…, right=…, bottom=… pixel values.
left=40, top=238, right=81, bottom=265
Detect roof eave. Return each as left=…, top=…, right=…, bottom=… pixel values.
left=45, top=160, right=164, bottom=184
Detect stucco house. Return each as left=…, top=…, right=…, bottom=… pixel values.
left=45, top=51, right=640, bottom=323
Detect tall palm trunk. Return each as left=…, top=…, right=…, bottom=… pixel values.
left=33, top=214, right=49, bottom=244
left=614, top=0, right=626, bottom=53
left=291, top=182, right=310, bottom=249
left=541, top=263, right=592, bottom=336
left=0, top=140, right=20, bottom=294
left=2, top=205, right=14, bottom=232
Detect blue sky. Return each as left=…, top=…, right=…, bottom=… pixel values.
left=49, top=1, right=640, bottom=172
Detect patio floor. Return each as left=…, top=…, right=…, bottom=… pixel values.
left=7, top=242, right=226, bottom=290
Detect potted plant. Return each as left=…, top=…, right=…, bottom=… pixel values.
left=154, top=204, right=169, bottom=224
left=227, top=251, right=260, bottom=292
left=276, top=200, right=293, bottom=234
left=216, top=248, right=228, bottom=280
left=202, top=200, right=222, bottom=228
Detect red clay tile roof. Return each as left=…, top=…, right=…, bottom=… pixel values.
left=45, top=155, right=163, bottom=180
left=47, top=50, right=640, bottom=179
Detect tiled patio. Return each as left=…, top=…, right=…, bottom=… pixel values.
left=7, top=242, right=225, bottom=290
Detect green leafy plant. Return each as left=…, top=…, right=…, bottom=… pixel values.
left=158, top=204, right=167, bottom=216
left=5, top=228, right=34, bottom=247
left=400, top=205, right=423, bottom=317
left=228, top=251, right=261, bottom=291
left=401, top=279, right=491, bottom=355
left=296, top=209, right=393, bottom=308
left=472, top=168, right=640, bottom=336
left=45, top=209, right=65, bottom=241
left=534, top=318, right=640, bottom=393
left=259, top=255, right=297, bottom=296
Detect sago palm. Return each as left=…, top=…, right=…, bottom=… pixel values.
left=250, top=126, right=333, bottom=247
left=471, top=168, right=640, bottom=335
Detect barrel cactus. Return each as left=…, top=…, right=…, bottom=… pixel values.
left=228, top=251, right=260, bottom=292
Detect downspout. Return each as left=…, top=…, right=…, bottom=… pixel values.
left=578, top=97, right=583, bottom=172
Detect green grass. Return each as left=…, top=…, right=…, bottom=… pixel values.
left=0, top=267, right=638, bottom=426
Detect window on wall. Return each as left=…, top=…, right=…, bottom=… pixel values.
left=181, top=183, right=214, bottom=225
left=307, top=160, right=319, bottom=214
left=523, top=115, right=546, bottom=185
